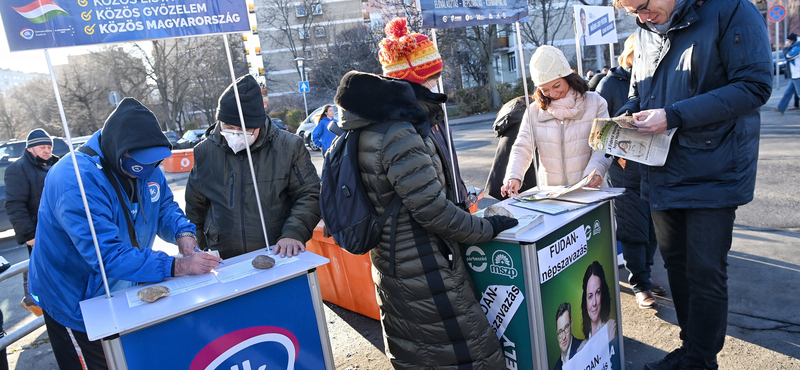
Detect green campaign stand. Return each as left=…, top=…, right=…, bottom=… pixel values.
left=463, top=200, right=623, bottom=370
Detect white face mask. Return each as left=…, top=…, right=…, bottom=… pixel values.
left=221, top=129, right=255, bottom=153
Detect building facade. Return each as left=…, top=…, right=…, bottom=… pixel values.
left=253, top=0, right=365, bottom=98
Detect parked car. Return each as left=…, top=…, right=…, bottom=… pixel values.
left=295, top=105, right=339, bottom=151
left=175, top=129, right=207, bottom=149
left=0, top=161, right=12, bottom=232
left=163, top=131, right=180, bottom=148
left=0, top=137, right=70, bottom=162
left=69, top=135, right=92, bottom=149
left=270, top=117, right=289, bottom=131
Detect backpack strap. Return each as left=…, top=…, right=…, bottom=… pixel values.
left=383, top=196, right=402, bottom=276
left=361, top=120, right=407, bottom=276
left=77, top=145, right=140, bottom=249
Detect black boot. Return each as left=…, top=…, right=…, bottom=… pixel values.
left=644, top=347, right=686, bottom=370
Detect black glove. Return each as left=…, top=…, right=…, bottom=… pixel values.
left=485, top=215, right=519, bottom=238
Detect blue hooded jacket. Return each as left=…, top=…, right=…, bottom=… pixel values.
left=311, top=116, right=337, bottom=153
left=28, top=98, right=194, bottom=332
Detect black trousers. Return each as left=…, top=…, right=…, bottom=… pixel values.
left=43, top=312, right=108, bottom=370
left=651, top=207, right=736, bottom=370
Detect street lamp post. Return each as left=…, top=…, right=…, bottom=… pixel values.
left=295, top=57, right=308, bottom=115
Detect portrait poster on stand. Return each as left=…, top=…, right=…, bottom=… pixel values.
left=574, top=5, right=618, bottom=47
left=536, top=205, right=621, bottom=370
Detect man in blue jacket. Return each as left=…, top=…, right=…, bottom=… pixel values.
left=29, top=98, right=221, bottom=370
left=614, top=0, right=772, bottom=369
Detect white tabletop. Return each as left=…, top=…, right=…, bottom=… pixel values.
left=80, top=250, right=329, bottom=341
left=495, top=198, right=606, bottom=244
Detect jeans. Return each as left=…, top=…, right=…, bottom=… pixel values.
left=776, top=78, right=800, bottom=112
left=651, top=207, right=736, bottom=370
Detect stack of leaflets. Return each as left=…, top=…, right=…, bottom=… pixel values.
left=510, top=170, right=625, bottom=215
left=474, top=205, right=544, bottom=238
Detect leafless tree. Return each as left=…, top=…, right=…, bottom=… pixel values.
left=93, top=45, right=151, bottom=102
left=0, top=93, right=17, bottom=140
left=56, top=60, right=106, bottom=135
left=132, top=39, right=196, bottom=133
left=438, top=25, right=502, bottom=109
left=5, top=78, right=62, bottom=138
left=520, top=0, right=574, bottom=48
left=186, top=35, right=249, bottom=127
left=310, top=25, right=383, bottom=98
left=256, top=0, right=326, bottom=79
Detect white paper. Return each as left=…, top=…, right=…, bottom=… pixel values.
left=563, top=323, right=611, bottom=370
left=537, top=225, right=589, bottom=283
left=213, top=256, right=299, bottom=283
left=481, top=285, right=524, bottom=339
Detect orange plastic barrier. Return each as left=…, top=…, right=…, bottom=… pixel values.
left=163, top=149, right=194, bottom=173
left=305, top=191, right=483, bottom=321
left=305, top=221, right=380, bottom=320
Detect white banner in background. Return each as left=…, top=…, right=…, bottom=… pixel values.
left=574, top=6, right=618, bottom=47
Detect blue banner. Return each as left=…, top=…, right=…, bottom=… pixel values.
left=119, top=275, right=327, bottom=370
left=419, top=0, right=529, bottom=29
left=0, top=0, right=250, bottom=52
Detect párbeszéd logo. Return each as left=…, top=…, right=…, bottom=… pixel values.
left=465, top=245, right=487, bottom=272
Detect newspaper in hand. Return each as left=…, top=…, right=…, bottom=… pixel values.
left=589, top=116, right=676, bottom=166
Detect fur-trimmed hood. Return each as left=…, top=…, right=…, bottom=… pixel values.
left=334, top=71, right=446, bottom=137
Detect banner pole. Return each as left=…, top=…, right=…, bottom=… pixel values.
left=221, top=33, right=272, bottom=250
left=44, top=49, right=113, bottom=299
left=515, top=22, right=539, bottom=189
left=431, top=28, right=461, bottom=204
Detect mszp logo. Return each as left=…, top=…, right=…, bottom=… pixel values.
left=489, top=250, right=518, bottom=280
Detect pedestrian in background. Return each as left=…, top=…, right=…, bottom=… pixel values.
left=773, top=33, right=800, bottom=114
left=484, top=95, right=537, bottom=199
left=333, top=17, right=517, bottom=369
left=596, top=34, right=666, bottom=309
left=501, top=45, right=611, bottom=198
left=311, top=104, right=338, bottom=153
left=4, top=128, right=60, bottom=317
left=614, top=0, right=772, bottom=368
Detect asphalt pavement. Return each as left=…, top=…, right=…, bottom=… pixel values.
left=0, top=85, right=798, bottom=369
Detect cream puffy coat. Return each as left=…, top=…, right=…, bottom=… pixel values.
left=504, top=91, right=611, bottom=187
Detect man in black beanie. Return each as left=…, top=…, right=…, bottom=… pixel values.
left=185, top=75, right=320, bottom=259
left=4, top=128, right=59, bottom=317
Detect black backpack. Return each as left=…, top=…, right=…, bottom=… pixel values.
left=319, top=121, right=402, bottom=259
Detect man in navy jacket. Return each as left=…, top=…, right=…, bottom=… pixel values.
left=614, top=0, right=772, bottom=369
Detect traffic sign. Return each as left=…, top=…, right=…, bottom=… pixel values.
left=769, top=5, right=785, bottom=22
left=108, top=91, right=121, bottom=107
left=298, top=81, right=310, bottom=93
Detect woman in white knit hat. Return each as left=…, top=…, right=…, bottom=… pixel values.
left=501, top=46, right=611, bottom=196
